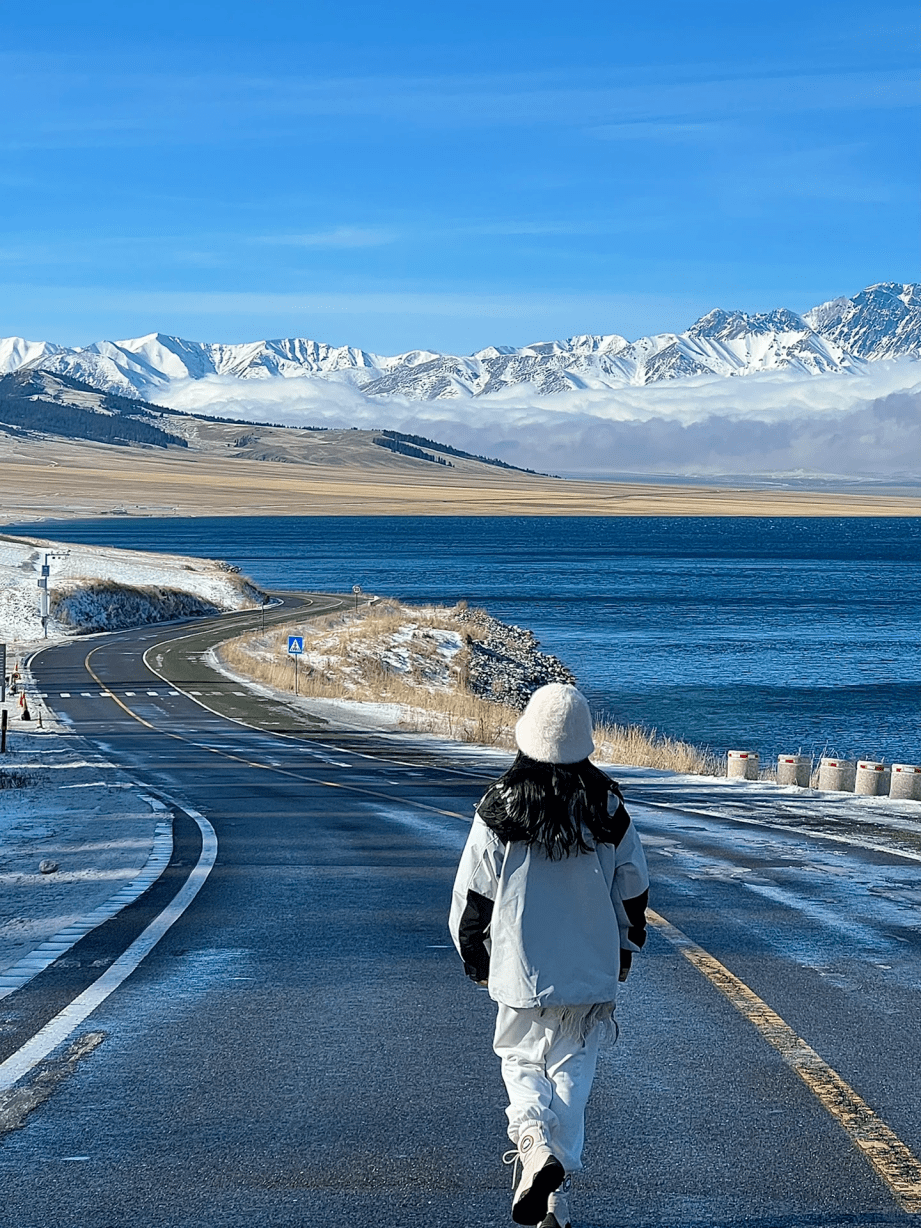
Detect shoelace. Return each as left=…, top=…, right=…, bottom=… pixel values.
left=502, top=1148, right=521, bottom=1187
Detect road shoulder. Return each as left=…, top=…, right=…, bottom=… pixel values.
left=0, top=724, right=166, bottom=976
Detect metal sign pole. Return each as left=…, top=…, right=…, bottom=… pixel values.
left=287, top=635, right=303, bottom=697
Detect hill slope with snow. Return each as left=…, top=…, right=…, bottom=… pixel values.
left=0, top=535, right=261, bottom=646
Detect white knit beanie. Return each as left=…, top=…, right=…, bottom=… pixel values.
left=514, top=683, right=595, bottom=764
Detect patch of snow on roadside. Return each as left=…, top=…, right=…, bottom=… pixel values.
left=0, top=731, right=167, bottom=972
left=0, top=532, right=260, bottom=647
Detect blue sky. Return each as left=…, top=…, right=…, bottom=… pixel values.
left=1, top=0, right=917, bottom=354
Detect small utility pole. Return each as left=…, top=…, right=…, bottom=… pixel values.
left=1, top=709, right=7, bottom=754
left=38, top=556, right=50, bottom=638
left=37, top=551, right=69, bottom=637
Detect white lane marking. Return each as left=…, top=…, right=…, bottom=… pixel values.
left=0, top=807, right=217, bottom=1091
left=146, top=691, right=160, bottom=696
left=0, top=813, right=173, bottom=998
left=124, top=691, right=136, bottom=696
left=632, top=801, right=921, bottom=866
left=59, top=692, right=71, bottom=697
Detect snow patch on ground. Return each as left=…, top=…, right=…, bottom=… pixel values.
left=0, top=725, right=166, bottom=973
left=205, top=646, right=433, bottom=734
left=0, top=532, right=260, bottom=648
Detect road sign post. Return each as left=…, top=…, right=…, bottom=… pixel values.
left=287, top=635, right=304, bottom=697
left=0, top=642, right=5, bottom=703
left=37, top=552, right=68, bottom=638
left=352, top=584, right=362, bottom=612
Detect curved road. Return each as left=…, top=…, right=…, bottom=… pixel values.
left=1, top=598, right=920, bottom=1227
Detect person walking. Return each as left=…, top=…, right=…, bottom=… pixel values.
left=449, top=683, right=649, bottom=1227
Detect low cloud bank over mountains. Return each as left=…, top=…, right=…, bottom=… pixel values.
left=2, top=282, right=919, bottom=480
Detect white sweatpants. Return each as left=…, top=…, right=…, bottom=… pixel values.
left=493, top=1003, right=603, bottom=1173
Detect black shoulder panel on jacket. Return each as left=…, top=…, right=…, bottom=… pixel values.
left=603, top=797, right=632, bottom=848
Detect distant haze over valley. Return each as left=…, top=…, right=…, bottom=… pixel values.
left=3, top=282, right=920, bottom=482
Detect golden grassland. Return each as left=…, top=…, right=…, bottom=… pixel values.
left=216, top=601, right=722, bottom=774
left=1, top=435, right=920, bottom=521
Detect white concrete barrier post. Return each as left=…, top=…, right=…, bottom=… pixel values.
left=776, top=754, right=811, bottom=787
left=727, top=750, right=759, bottom=780
left=889, top=764, right=921, bottom=801
left=855, top=760, right=889, bottom=796
left=818, top=757, right=856, bottom=792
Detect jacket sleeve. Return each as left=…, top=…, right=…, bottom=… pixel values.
left=609, top=795, right=650, bottom=956
left=449, top=814, right=503, bottom=982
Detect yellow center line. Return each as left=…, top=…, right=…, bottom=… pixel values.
left=648, top=908, right=921, bottom=1215
left=85, top=640, right=921, bottom=1215
left=83, top=646, right=468, bottom=822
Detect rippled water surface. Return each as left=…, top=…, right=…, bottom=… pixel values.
left=9, top=515, right=921, bottom=765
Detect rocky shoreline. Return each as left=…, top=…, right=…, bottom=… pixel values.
left=456, top=606, right=575, bottom=710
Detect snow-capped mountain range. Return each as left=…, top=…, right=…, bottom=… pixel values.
left=1, top=282, right=918, bottom=403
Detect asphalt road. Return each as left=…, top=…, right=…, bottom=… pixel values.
left=2, top=598, right=920, bottom=1228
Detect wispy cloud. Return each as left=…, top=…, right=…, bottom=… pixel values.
left=256, top=227, right=397, bottom=249
left=1, top=62, right=915, bottom=150
left=590, top=120, right=724, bottom=142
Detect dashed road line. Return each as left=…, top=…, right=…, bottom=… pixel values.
left=648, top=908, right=921, bottom=1215
left=81, top=646, right=470, bottom=822
left=42, top=617, right=921, bottom=1216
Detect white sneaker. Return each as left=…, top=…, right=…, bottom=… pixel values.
left=539, top=1175, right=572, bottom=1228
left=508, top=1123, right=565, bottom=1226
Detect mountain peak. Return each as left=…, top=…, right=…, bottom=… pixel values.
left=0, top=283, right=917, bottom=402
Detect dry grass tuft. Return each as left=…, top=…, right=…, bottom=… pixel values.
left=218, top=600, right=519, bottom=745
left=591, top=719, right=721, bottom=776
left=217, top=601, right=719, bottom=772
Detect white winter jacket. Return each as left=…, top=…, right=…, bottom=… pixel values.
left=449, top=793, right=649, bottom=1010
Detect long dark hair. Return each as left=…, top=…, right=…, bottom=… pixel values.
left=476, top=752, right=626, bottom=859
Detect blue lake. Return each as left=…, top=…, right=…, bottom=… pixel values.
left=8, top=515, right=921, bottom=766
